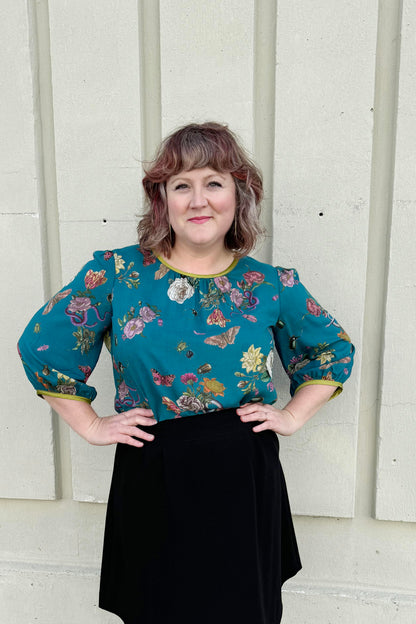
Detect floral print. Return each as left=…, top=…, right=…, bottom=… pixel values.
left=18, top=245, right=354, bottom=420
left=201, top=377, right=225, bottom=397
left=214, top=275, right=232, bottom=292
left=236, top=345, right=272, bottom=399
left=306, top=298, right=322, bottom=317
left=240, top=345, right=264, bottom=373
left=164, top=370, right=227, bottom=415
left=123, top=317, right=145, bottom=339
left=278, top=269, right=297, bottom=289
left=207, top=309, right=230, bottom=327
left=118, top=303, right=161, bottom=340
left=167, top=277, right=195, bottom=303
left=84, top=269, right=107, bottom=290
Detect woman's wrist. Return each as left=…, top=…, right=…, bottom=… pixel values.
left=282, top=384, right=337, bottom=428
left=43, top=394, right=99, bottom=441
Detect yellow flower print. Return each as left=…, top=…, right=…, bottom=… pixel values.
left=114, top=253, right=125, bottom=274
left=54, top=370, right=76, bottom=384
left=202, top=378, right=226, bottom=397
left=338, top=330, right=351, bottom=342
left=240, top=345, right=263, bottom=373
left=317, top=350, right=335, bottom=365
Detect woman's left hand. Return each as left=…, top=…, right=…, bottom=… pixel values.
left=236, top=403, right=301, bottom=437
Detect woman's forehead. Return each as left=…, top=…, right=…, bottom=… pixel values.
left=167, top=167, right=232, bottom=182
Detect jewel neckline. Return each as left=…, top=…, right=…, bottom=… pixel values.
left=156, top=255, right=239, bottom=278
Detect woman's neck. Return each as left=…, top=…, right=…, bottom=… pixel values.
left=162, top=245, right=235, bottom=276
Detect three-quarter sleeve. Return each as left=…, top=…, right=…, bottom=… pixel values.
left=272, top=268, right=354, bottom=398
left=18, top=250, right=115, bottom=403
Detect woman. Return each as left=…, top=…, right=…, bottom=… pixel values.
left=18, top=122, right=354, bottom=624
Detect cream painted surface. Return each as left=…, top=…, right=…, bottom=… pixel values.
left=48, top=0, right=143, bottom=223
left=0, top=0, right=56, bottom=500
left=376, top=2, right=416, bottom=521
left=160, top=0, right=255, bottom=147
left=2, top=216, right=57, bottom=500
left=2, top=0, right=415, bottom=622
left=0, top=1, right=38, bottom=215
left=273, top=0, right=375, bottom=517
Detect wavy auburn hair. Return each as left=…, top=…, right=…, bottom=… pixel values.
left=138, top=122, right=264, bottom=258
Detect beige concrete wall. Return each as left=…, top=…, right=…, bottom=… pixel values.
left=1, top=0, right=415, bottom=622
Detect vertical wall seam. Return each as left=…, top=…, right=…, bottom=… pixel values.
left=138, top=0, right=162, bottom=165
left=356, top=0, right=403, bottom=518
left=27, top=0, right=72, bottom=501
left=253, top=0, right=277, bottom=264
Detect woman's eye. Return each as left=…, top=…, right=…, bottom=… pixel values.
left=208, top=181, right=222, bottom=188
left=174, top=183, right=188, bottom=190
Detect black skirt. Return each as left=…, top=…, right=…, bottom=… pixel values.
left=99, top=408, right=301, bottom=624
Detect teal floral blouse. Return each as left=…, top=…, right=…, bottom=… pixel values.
left=18, top=245, right=354, bottom=422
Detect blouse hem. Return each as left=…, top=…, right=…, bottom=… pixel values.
left=37, top=390, right=92, bottom=403
left=294, top=380, right=343, bottom=400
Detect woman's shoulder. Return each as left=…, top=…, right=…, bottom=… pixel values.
left=100, top=244, right=156, bottom=267
left=238, top=255, right=298, bottom=282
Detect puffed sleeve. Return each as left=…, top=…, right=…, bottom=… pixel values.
left=272, top=268, right=354, bottom=398
left=17, top=250, right=115, bottom=403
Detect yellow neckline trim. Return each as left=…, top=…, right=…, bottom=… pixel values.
left=156, top=255, right=239, bottom=278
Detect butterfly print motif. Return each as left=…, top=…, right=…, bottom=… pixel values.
left=42, top=289, right=72, bottom=315
left=151, top=368, right=175, bottom=386
left=204, top=326, right=240, bottom=349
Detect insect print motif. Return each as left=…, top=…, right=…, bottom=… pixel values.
left=151, top=369, right=175, bottom=387
left=204, top=326, right=240, bottom=349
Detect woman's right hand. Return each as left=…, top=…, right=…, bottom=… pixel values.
left=42, top=395, right=157, bottom=448
left=85, top=408, right=157, bottom=447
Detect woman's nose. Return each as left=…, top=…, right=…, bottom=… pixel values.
left=190, top=187, right=208, bottom=208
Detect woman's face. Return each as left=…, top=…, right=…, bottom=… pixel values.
left=165, top=167, right=236, bottom=253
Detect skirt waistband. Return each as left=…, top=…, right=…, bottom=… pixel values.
left=139, top=407, right=262, bottom=442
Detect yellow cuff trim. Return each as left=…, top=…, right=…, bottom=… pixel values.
left=294, top=380, right=343, bottom=400
left=37, top=390, right=92, bottom=403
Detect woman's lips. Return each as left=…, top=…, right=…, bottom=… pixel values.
left=188, top=216, right=211, bottom=223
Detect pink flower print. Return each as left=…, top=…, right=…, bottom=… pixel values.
left=78, top=365, right=92, bottom=382
left=141, top=248, right=156, bottom=266
left=306, top=298, right=322, bottom=317
left=104, top=251, right=114, bottom=261
left=36, top=344, right=49, bottom=351
left=123, top=317, right=145, bottom=339
left=230, top=288, right=243, bottom=307
left=272, top=294, right=279, bottom=301
left=207, top=309, right=230, bottom=328
left=67, top=297, right=92, bottom=313
left=180, top=373, right=198, bottom=384
left=140, top=306, right=157, bottom=323
left=162, top=396, right=181, bottom=416
left=214, top=275, right=232, bottom=292
left=158, top=319, right=163, bottom=326
left=279, top=269, right=296, bottom=288
left=242, top=314, right=257, bottom=323
left=118, top=381, right=131, bottom=400
left=267, top=381, right=275, bottom=392
left=84, top=269, right=107, bottom=289
left=243, top=271, right=265, bottom=288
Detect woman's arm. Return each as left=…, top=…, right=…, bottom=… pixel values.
left=237, top=383, right=336, bottom=436
left=43, top=395, right=157, bottom=447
